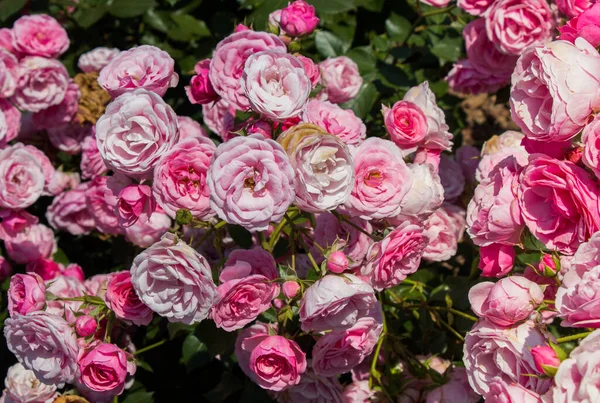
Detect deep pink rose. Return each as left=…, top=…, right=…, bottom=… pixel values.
left=559, top=4, right=600, bottom=47
left=4, top=312, right=80, bottom=386
left=78, top=47, right=120, bottom=73
left=235, top=322, right=278, bottom=378
left=84, top=176, right=123, bottom=236
left=344, top=137, right=412, bottom=220
left=0, top=99, right=21, bottom=148
left=124, top=208, right=171, bottom=248
left=62, top=263, right=84, bottom=281
left=447, top=59, right=508, bottom=95
left=98, top=45, right=178, bottom=97
left=457, top=0, right=495, bottom=15
left=105, top=271, right=153, bottom=326
left=556, top=0, right=594, bottom=18
left=26, top=258, right=61, bottom=281
left=8, top=273, right=46, bottom=317
left=207, top=134, right=295, bottom=232
left=299, top=274, right=376, bottom=333
left=582, top=115, right=600, bottom=178
left=362, top=222, right=428, bottom=291
left=245, top=119, right=272, bottom=139
left=0, top=28, right=15, bottom=54
left=0, top=49, right=18, bottom=98
left=478, top=244, right=515, bottom=278
left=4, top=223, right=55, bottom=264
left=282, top=281, right=300, bottom=298
left=395, top=163, right=444, bottom=221
left=185, top=59, right=219, bottom=105
left=75, top=315, right=97, bottom=337
left=518, top=155, right=600, bottom=255
left=383, top=100, right=428, bottom=149
left=47, top=182, right=95, bottom=235
left=219, top=246, right=278, bottom=283
left=202, top=99, right=236, bottom=140
left=556, top=264, right=600, bottom=328
left=0, top=143, right=44, bottom=209
left=12, top=14, right=69, bottom=58
left=177, top=115, right=208, bottom=140
left=320, top=56, right=363, bottom=104
left=116, top=184, right=156, bottom=228
left=464, top=19, right=518, bottom=79
left=0, top=209, right=38, bottom=239
left=302, top=99, right=366, bottom=146
left=96, top=89, right=180, bottom=179
left=13, top=56, right=69, bottom=113
left=32, top=80, right=79, bottom=129
left=280, top=0, right=319, bottom=36
left=78, top=342, right=134, bottom=397
left=485, top=379, right=543, bottom=403
left=423, top=204, right=466, bottom=262
left=520, top=137, right=571, bottom=160
left=2, top=363, right=58, bottom=403
left=295, top=54, right=320, bottom=87
left=531, top=346, right=560, bottom=374
left=47, top=122, right=91, bottom=155
left=81, top=134, right=108, bottom=179
left=209, top=31, right=287, bottom=111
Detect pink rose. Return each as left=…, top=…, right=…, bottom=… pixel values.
left=115, top=184, right=156, bottom=228
left=485, top=379, right=542, bottom=403
left=282, top=281, right=300, bottom=298
left=177, top=116, right=208, bottom=140
left=235, top=322, right=277, bottom=376
left=559, top=4, right=600, bottom=47
left=32, top=80, right=80, bottom=129
left=581, top=115, right=600, bottom=178
left=463, top=19, right=518, bottom=79
left=0, top=144, right=44, bottom=209
left=0, top=28, right=15, bottom=54
left=420, top=0, right=451, bottom=6
left=4, top=312, right=79, bottom=386
left=84, top=176, right=122, bottom=236
left=47, top=171, right=80, bottom=196
left=130, top=232, right=218, bottom=324
left=476, top=146, right=528, bottom=183
left=212, top=275, right=280, bottom=331
left=478, top=244, right=515, bottom=278
left=396, top=163, right=444, bottom=221
left=22, top=145, right=55, bottom=196
left=327, top=251, right=349, bottom=273
left=96, top=89, right=180, bottom=179
left=207, top=134, right=295, bottom=232
left=299, top=274, right=376, bottom=333
left=280, top=0, right=320, bottom=36
left=7, top=273, right=46, bottom=317
left=457, top=0, right=495, bottom=15
left=75, top=315, right=97, bottom=337
left=342, top=381, right=377, bottom=403
left=0, top=49, right=18, bottom=98
left=62, top=263, right=84, bottom=281
left=518, top=155, right=600, bottom=255
left=245, top=119, right=272, bottom=139
left=0, top=256, right=12, bottom=282
left=560, top=231, right=600, bottom=276
left=302, top=99, right=366, bottom=146
left=556, top=264, right=600, bottom=328
left=105, top=271, right=153, bottom=326
left=295, top=55, right=320, bottom=87
left=531, top=346, right=560, bottom=374
left=383, top=101, right=428, bottom=149
left=202, top=99, right=235, bottom=140
left=47, top=122, right=90, bottom=155
left=12, top=14, right=69, bottom=58
left=463, top=320, right=552, bottom=396
left=26, top=259, right=61, bottom=281
left=520, top=137, right=571, bottom=160
left=469, top=277, right=544, bottom=327
left=510, top=38, right=600, bottom=142
left=78, top=47, right=120, bottom=73
left=319, top=56, right=363, bottom=104
left=80, top=134, right=108, bottom=179
left=361, top=222, right=428, bottom=291
left=2, top=363, right=58, bottom=403
left=0, top=209, right=38, bottom=239
left=78, top=342, right=134, bottom=397
left=124, top=208, right=171, bottom=248
left=185, top=59, right=220, bottom=105
left=282, top=367, right=344, bottom=402
left=4, top=224, right=55, bottom=264
left=219, top=247, right=278, bottom=283
left=98, top=45, right=178, bottom=97
left=0, top=99, right=21, bottom=148
left=85, top=274, right=110, bottom=297
left=209, top=31, right=287, bottom=111
left=423, top=204, right=466, bottom=262
left=47, top=182, right=96, bottom=235
left=45, top=275, right=86, bottom=323
left=439, top=154, right=465, bottom=202
left=446, top=60, right=508, bottom=95
left=344, top=137, right=412, bottom=220
left=467, top=156, right=524, bottom=246
left=12, top=56, right=69, bottom=113
left=556, top=0, right=594, bottom=18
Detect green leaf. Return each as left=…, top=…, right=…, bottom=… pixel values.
left=53, top=249, right=69, bottom=265
left=386, top=13, right=412, bottom=44
left=144, top=9, right=171, bottom=33
left=0, top=0, right=27, bottom=22
left=315, top=31, right=348, bottom=58
left=246, top=0, right=287, bottom=30
left=167, top=322, right=195, bottom=340
left=122, top=390, right=154, bottom=403
left=345, top=46, right=377, bottom=81
left=227, top=225, right=253, bottom=249
left=72, top=4, right=108, bottom=28
left=168, top=14, right=211, bottom=42
left=181, top=333, right=210, bottom=372
left=135, top=358, right=153, bottom=373
left=355, top=0, right=384, bottom=12
left=340, top=82, right=378, bottom=120
left=430, top=35, right=463, bottom=64
left=109, top=0, right=157, bottom=18
left=306, top=0, right=357, bottom=13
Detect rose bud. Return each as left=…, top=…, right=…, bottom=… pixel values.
left=75, top=315, right=97, bottom=338
left=282, top=281, right=301, bottom=299
left=531, top=345, right=561, bottom=376
left=327, top=251, right=349, bottom=274
left=538, top=254, right=559, bottom=277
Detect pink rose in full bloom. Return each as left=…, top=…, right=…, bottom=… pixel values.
left=47, top=182, right=96, bottom=235
left=81, top=134, right=108, bottom=179
left=11, top=14, right=69, bottom=58
left=457, top=0, right=495, bottom=15
left=0, top=144, right=44, bottom=210
left=130, top=232, right=218, bottom=324
left=185, top=59, right=220, bottom=105
left=78, top=47, right=120, bottom=73
left=485, top=0, right=554, bottom=56
left=96, top=89, right=180, bottom=179
left=484, top=379, right=542, bottom=403
left=463, top=320, right=552, bottom=396
left=581, top=115, right=600, bottom=179
left=177, top=116, right=208, bottom=140
left=556, top=264, right=600, bottom=328
left=295, top=55, right=320, bottom=87
left=510, top=38, right=600, bottom=142
left=105, top=271, right=153, bottom=326
left=362, top=222, right=428, bottom=291
left=12, top=56, right=69, bottom=113
left=478, top=244, right=515, bottom=278
left=98, top=45, right=178, bottom=97
left=20, top=145, right=53, bottom=198
left=279, top=0, right=320, bottom=37
left=344, top=137, right=412, bottom=220
left=124, top=208, right=171, bottom=248
left=115, top=184, right=156, bottom=228
left=32, top=80, right=80, bottom=130
left=469, top=277, right=544, bottom=327
left=4, top=312, right=80, bottom=386
left=0, top=49, right=18, bottom=98
left=207, top=134, right=295, bottom=232
left=0, top=99, right=21, bottom=148
left=319, top=56, right=363, bottom=104
left=7, top=273, right=46, bottom=317
left=383, top=100, right=428, bottom=149
left=202, top=99, right=235, bottom=140
left=556, top=0, right=593, bottom=18
left=219, top=247, right=278, bottom=283
left=209, top=31, right=287, bottom=111
left=396, top=163, right=444, bottom=222
left=4, top=224, right=55, bottom=264
left=302, top=99, right=366, bottom=146
left=559, top=4, right=600, bottom=47
left=518, top=155, right=600, bottom=255
left=447, top=60, right=508, bottom=95
left=242, top=51, right=310, bottom=121
left=84, top=176, right=122, bottom=236
left=299, top=274, right=377, bottom=332
left=476, top=144, right=529, bottom=183
left=77, top=342, right=135, bottom=398
left=235, top=322, right=277, bottom=376
left=26, top=259, right=61, bottom=281
left=0, top=209, right=38, bottom=239
left=2, top=363, right=58, bottom=403
left=423, top=204, right=466, bottom=262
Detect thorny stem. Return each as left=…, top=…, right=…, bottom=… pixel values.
left=556, top=332, right=592, bottom=344
left=134, top=339, right=167, bottom=356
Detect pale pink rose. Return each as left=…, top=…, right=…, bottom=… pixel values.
left=98, top=45, right=178, bottom=97
left=559, top=4, right=600, bottom=47
left=0, top=99, right=21, bottom=148
left=25, top=259, right=61, bottom=282
left=242, top=51, right=310, bottom=121
left=12, top=14, right=69, bottom=58
left=282, top=281, right=300, bottom=298
left=518, top=155, right=600, bottom=255
left=469, top=277, right=544, bottom=327
left=47, top=122, right=91, bottom=155
left=296, top=55, right=320, bottom=87
left=426, top=368, right=479, bottom=403
left=0, top=49, right=18, bottom=98
left=562, top=231, right=600, bottom=276
left=185, top=59, right=220, bottom=105
left=4, top=312, right=79, bottom=386
left=269, top=9, right=283, bottom=28
left=2, top=363, right=58, bottom=403
left=312, top=306, right=383, bottom=376
left=327, top=251, right=349, bottom=273
left=463, top=19, right=518, bottom=79
left=115, top=184, right=156, bottom=228
left=439, top=154, right=465, bottom=202
left=447, top=60, right=508, bottom=95
left=4, top=224, right=55, bottom=264
left=209, top=31, right=287, bottom=111
left=0, top=256, right=12, bottom=281
left=479, top=243, right=515, bottom=277
left=383, top=101, right=428, bottom=149
left=32, top=80, right=79, bottom=129
left=279, top=0, right=319, bottom=36
left=207, top=134, right=295, bottom=232
left=299, top=274, right=376, bottom=332
left=96, top=89, right=180, bottom=179
left=84, top=176, right=122, bottom=236
left=395, top=163, right=444, bottom=222
left=75, top=315, right=97, bottom=337
left=202, top=99, right=235, bottom=140
left=467, top=156, right=524, bottom=246
left=481, top=130, right=526, bottom=154
left=153, top=136, right=215, bottom=220
left=85, top=274, right=110, bottom=297
left=12, top=56, right=69, bottom=113
left=320, top=57, right=362, bottom=104
left=177, top=116, right=208, bottom=140
left=80, top=134, right=108, bottom=179
left=556, top=264, right=600, bottom=328
left=78, top=47, right=120, bottom=73
left=124, top=208, right=171, bottom=248
left=456, top=145, right=480, bottom=183
left=463, top=320, right=552, bottom=396
left=279, top=367, right=344, bottom=403
left=342, top=381, right=376, bottom=403
left=105, top=271, right=153, bottom=326
left=344, top=137, right=412, bottom=220
left=423, top=204, right=466, bottom=262
left=302, top=99, right=366, bottom=146
left=212, top=275, right=280, bottom=331
left=219, top=246, right=278, bottom=283
left=476, top=146, right=529, bottom=183
left=556, top=0, right=594, bottom=18
left=46, top=171, right=80, bottom=196
left=47, top=182, right=95, bottom=235
left=485, top=379, right=542, bottom=403
left=0, top=144, right=44, bottom=209
left=45, top=275, right=86, bottom=323
left=457, top=0, right=495, bottom=15
left=510, top=38, right=600, bottom=142
left=361, top=221, right=428, bottom=291
left=581, top=115, right=600, bottom=178
left=7, top=273, right=45, bottom=317
left=22, top=145, right=55, bottom=196
left=130, top=232, right=218, bottom=324
left=0, top=28, right=15, bottom=54
left=77, top=342, right=134, bottom=398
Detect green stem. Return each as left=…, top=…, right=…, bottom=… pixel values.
left=331, top=211, right=380, bottom=241
left=257, top=232, right=270, bottom=252
left=134, top=339, right=167, bottom=356
left=556, top=332, right=592, bottom=344
left=369, top=301, right=391, bottom=401
left=428, top=306, right=478, bottom=322
left=268, top=213, right=297, bottom=251
left=435, top=313, right=464, bottom=342
left=422, top=5, right=456, bottom=17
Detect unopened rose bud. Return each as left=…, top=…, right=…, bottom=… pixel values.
left=75, top=315, right=97, bottom=337
left=327, top=251, right=349, bottom=273
left=273, top=298, right=285, bottom=310
left=538, top=254, right=559, bottom=277
left=282, top=281, right=300, bottom=298
left=531, top=345, right=561, bottom=376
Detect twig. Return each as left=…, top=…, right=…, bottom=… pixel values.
left=134, top=339, right=167, bottom=356
left=556, top=332, right=592, bottom=344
